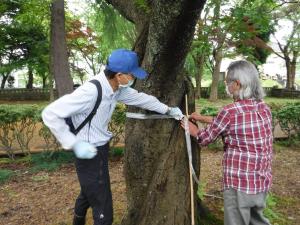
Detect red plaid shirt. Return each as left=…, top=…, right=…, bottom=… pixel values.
left=197, top=99, right=273, bottom=194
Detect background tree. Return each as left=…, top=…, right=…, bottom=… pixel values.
left=0, top=0, right=50, bottom=89
left=50, top=0, right=73, bottom=96
left=271, top=1, right=300, bottom=89
left=186, top=16, right=210, bottom=99
left=0, top=1, right=26, bottom=88
left=187, top=0, right=275, bottom=101
left=67, top=19, right=100, bottom=79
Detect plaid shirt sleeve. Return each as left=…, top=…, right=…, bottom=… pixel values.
left=197, top=108, right=230, bottom=146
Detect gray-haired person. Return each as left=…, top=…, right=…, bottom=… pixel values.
left=181, top=60, right=273, bottom=225
left=42, top=49, right=183, bottom=225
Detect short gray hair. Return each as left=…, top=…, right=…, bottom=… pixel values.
left=226, top=60, right=265, bottom=100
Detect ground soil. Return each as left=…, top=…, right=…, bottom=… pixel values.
left=0, top=146, right=299, bottom=225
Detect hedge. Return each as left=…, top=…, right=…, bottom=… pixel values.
left=0, top=104, right=126, bottom=159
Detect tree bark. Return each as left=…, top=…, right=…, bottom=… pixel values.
left=50, top=0, right=73, bottom=97
left=42, top=75, right=47, bottom=89
left=290, top=50, right=298, bottom=90
left=285, top=56, right=293, bottom=90
left=26, top=66, right=33, bottom=89
left=208, top=0, right=223, bottom=102
left=0, top=74, right=9, bottom=89
left=195, top=55, right=205, bottom=99
left=105, top=1, right=206, bottom=224
left=209, top=48, right=222, bottom=101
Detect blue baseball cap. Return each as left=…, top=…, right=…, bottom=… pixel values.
left=106, top=49, right=148, bottom=79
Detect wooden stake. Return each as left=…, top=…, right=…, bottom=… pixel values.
left=185, top=94, right=195, bottom=225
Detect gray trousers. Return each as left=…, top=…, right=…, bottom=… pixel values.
left=224, top=188, right=271, bottom=225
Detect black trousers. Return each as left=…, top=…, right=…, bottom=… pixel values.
left=74, top=143, right=113, bottom=225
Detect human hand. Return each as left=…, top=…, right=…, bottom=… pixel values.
left=190, top=112, right=213, bottom=124
left=167, top=107, right=184, bottom=120
left=180, top=118, right=199, bottom=138
left=73, top=141, right=97, bottom=159
left=189, top=112, right=202, bottom=122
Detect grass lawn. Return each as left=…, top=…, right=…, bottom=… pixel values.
left=261, top=79, right=283, bottom=88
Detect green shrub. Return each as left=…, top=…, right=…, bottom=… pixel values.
left=109, top=104, right=126, bottom=147
left=30, top=151, right=75, bottom=172
left=110, top=147, right=124, bottom=158
left=264, top=193, right=286, bottom=224
left=273, top=102, right=300, bottom=141
left=0, top=104, right=40, bottom=158
left=0, top=169, right=14, bottom=183
left=0, top=103, right=127, bottom=158
left=200, top=106, right=218, bottom=116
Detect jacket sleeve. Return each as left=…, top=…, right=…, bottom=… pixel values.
left=197, top=108, right=230, bottom=146
left=41, top=83, right=97, bottom=149
left=117, top=87, right=169, bottom=114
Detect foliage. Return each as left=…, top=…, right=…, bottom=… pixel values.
left=109, top=104, right=126, bottom=147
left=64, top=1, right=136, bottom=80
left=110, top=147, right=124, bottom=158
left=198, top=209, right=223, bottom=225
left=0, top=0, right=51, bottom=88
left=0, top=169, right=14, bottom=183
left=0, top=103, right=126, bottom=158
left=271, top=1, right=300, bottom=89
left=85, top=2, right=135, bottom=60
left=272, top=102, right=300, bottom=140
left=29, top=151, right=75, bottom=172
left=90, top=1, right=136, bottom=50
left=231, top=0, right=276, bottom=64
left=186, top=0, right=276, bottom=101
left=264, top=193, right=287, bottom=224
left=200, top=106, right=218, bottom=117
left=197, top=182, right=207, bottom=201
left=0, top=104, right=40, bottom=158
left=134, top=0, right=150, bottom=13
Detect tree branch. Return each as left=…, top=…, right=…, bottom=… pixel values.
left=104, top=0, right=147, bottom=26
left=273, top=34, right=285, bottom=56
left=271, top=0, right=300, bottom=11
left=286, top=22, right=300, bottom=53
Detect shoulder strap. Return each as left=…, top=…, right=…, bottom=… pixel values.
left=73, top=79, right=102, bottom=135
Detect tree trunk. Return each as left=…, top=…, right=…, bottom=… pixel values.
left=209, top=48, right=222, bottom=101
left=103, top=1, right=206, bottom=225
left=50, top=0, right=73, bottom=97
left=42, top=75, right=47, bottom=89
left=195, top=55, right=204, bottom=99
left=285, top=56, right=293, bottom=90
left=290, top=50, right=298, bottom=90
left=208, top=0, right=223, bottom=102
left=26, top=66, right=33, bottom=89
left=0, top=74, right=9, bottom=89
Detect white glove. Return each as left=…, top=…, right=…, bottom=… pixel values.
left=167, top=107, right=184, bottom=120
left=73, top=141, right=97, bottom=159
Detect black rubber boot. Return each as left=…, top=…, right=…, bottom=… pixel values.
left=73, top=215, right=86, bottom=225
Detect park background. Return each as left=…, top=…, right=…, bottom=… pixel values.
left=0, top=0, right=299, bottom=225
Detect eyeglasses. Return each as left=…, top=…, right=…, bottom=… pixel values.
left=224, top=80, right=240, bottom=87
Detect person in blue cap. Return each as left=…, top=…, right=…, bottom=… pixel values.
left=42, top=49, right=183, bottom=225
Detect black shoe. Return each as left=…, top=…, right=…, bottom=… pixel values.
left=73, top=215, right=86, bottom=225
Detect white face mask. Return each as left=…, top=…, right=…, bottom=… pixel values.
left=119, top=78, right=134, bottom=88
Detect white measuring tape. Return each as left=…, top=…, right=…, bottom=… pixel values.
left=126, top=112, right=175, bottom=120
left=126, top=112, right=199, bottom=184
